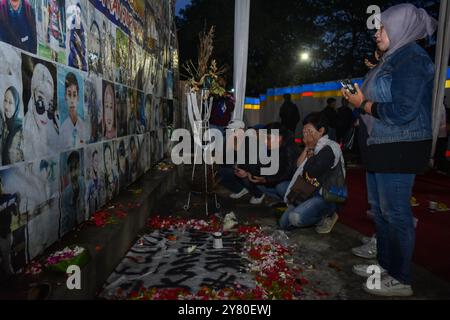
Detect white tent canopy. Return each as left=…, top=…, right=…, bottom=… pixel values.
left=232, top=0, right=250, bottom=121
left=432, top=0, right=450, bottom=164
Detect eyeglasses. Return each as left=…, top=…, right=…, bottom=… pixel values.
left=34, top=94, right=55, bottom=120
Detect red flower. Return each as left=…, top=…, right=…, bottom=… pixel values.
left=275, top=259, right=286, bottom=269
left=115, top=210, right=127, bottom=219
left=282, top=291, right=293, bottom=300
left=237, top=225, right=260, bottom=234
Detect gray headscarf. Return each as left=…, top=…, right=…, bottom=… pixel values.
left=381, top=3, right=437, bottom=57
left=361, top=3, right=437, bottom=134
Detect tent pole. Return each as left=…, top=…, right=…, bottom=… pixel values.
left=431, top=0, right=450, bottom=166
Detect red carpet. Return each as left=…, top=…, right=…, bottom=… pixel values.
left=340, top=167, right=450, bottom=283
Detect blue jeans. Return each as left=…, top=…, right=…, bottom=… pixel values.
left=366, top=172, right=416, bottom=285
left=258, top=181, right=290, bottom=202
left=217, top=166, right=263, bottom=197
left=279, top=194, right=336, bottom=230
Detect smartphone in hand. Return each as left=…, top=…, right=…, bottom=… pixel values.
left=341, top=79, right=357, bottom=94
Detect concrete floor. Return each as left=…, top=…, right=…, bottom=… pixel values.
left=150, top=168, right=450, bottom=300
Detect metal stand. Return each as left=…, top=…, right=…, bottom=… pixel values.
left=183, top=89, right=221, bottom=216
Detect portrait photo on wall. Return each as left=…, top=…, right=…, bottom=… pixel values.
left=127, top=88, right=137, bottom=136
left=103, top=141, right=118, bottom=203
left=102, top=80, right=116, bottom=140
left=161, top=37, right=170, bottom=69
left=144, top=1, right=158, bottom=52
left=84, top=75, right=102, bottom=143
left=157, top=128, right=164, bottom=162
left=21, top=53, right=60, bottom=161
left=158, top=97, right=166, bottom=127
left=24, top=156, right=60, bottom=261
left=162, top=126, right=169, bottom=159
left=116, top=137, right=129, bottom=190
left=87, top=1, right=114, bottom=80
left=155, top=63, right=165, bottom=99
left=127, top=37, right=136, bottom=88
left=59, top=148, right=85, bottom=237
left=0, top=165, right=28, bottom=280
left=144, top=94, right=152, bottom=132
left=115, top=28, right=129, bottom=86
left=144, top=132, right=151, bottom=172
left=163, top=98, right=173, bottom=126
left=85, top=142, right=104, bottom=219
left=116, top=84, right=127, bottom=138
left=128, top=14, right=143, bottom=49
left=87, top=2, right=100, bottom=80
left=0, top=43, right=25, bottom=166
left=132, top=44, right=145, bottom=91
left=128, top=135, right=139, bottom=183
left=0, top=0, right=37, bottom=54
left=166, top=69, right=173, bottom=100
left=149, top=130, right=159, bottom=167
left=33, top=0, right=67, bottom=63
left=66, top=0, right=87, bottom=71
left=137, top=134, right=146, bottom=177
left=143, top=52, right=157, bottom=96
left=136, top=91, right=146, bottom=134
left=150, top=97, right=160, bottom=132
left=87, top=17, right=102, bottom=76
left=58, top=66, right=87, bottom=150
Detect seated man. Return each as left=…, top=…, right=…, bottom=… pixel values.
left=218, top=122, right=299, bottom=205
left=280, top=112, right=346, bottom=234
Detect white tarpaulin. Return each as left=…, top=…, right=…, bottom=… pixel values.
left=233, top=0, right=251, bottom=121
left=432, top=0, right=450, bottom=163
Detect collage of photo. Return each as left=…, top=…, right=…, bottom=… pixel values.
left=0, top=0, right=178, bottom=279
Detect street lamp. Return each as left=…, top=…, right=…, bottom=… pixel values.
left=300, top=52, right=310, bottom=62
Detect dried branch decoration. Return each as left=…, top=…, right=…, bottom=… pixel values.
left=182, top=26, right=228, bottom=96
left=197, top=26, right=215, bottom=78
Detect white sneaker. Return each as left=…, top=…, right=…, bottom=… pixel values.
left=250, top=194, right=265, bottom=205
left=363, top=275, right=413, bottom=297
left=230, top=188, right=249, bottom=199
left=361, top=234, right=376, bottom=244
left=352, top=236, right=377, bottom=259
left=315, top=212, right=339, bottom=234
left=352, top=263, right=386, bottom=277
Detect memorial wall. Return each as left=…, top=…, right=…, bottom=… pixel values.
left=0, top=0, right=179, bottom=275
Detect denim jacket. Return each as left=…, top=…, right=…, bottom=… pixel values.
left=365, top=43, right=435, bottom=146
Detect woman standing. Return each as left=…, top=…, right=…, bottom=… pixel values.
left=343, top=4, right=437, bottom=297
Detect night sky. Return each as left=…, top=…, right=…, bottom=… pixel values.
left=176, top=0, right=192, bottom=16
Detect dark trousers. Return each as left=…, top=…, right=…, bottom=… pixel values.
left=435, top=137, right=449, bottom=172
left=218, top=167, right=263, bottom=197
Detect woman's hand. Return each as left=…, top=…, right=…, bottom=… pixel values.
left=341, top=83, right=366, bottom=108
left=248, top=175, right=266, bottom=184
left=364, top=58, right=377, bottom=69
left=306, top=148, right=315, bottom=159
left=302, top=127, right=317, bottom=149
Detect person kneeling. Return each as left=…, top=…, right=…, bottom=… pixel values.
left=280, top=113, right=346, bottom=234
left=220, top=123, right=299, bottom=205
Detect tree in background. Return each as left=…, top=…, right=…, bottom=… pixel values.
left=176, top=0, right=439, bottom=96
